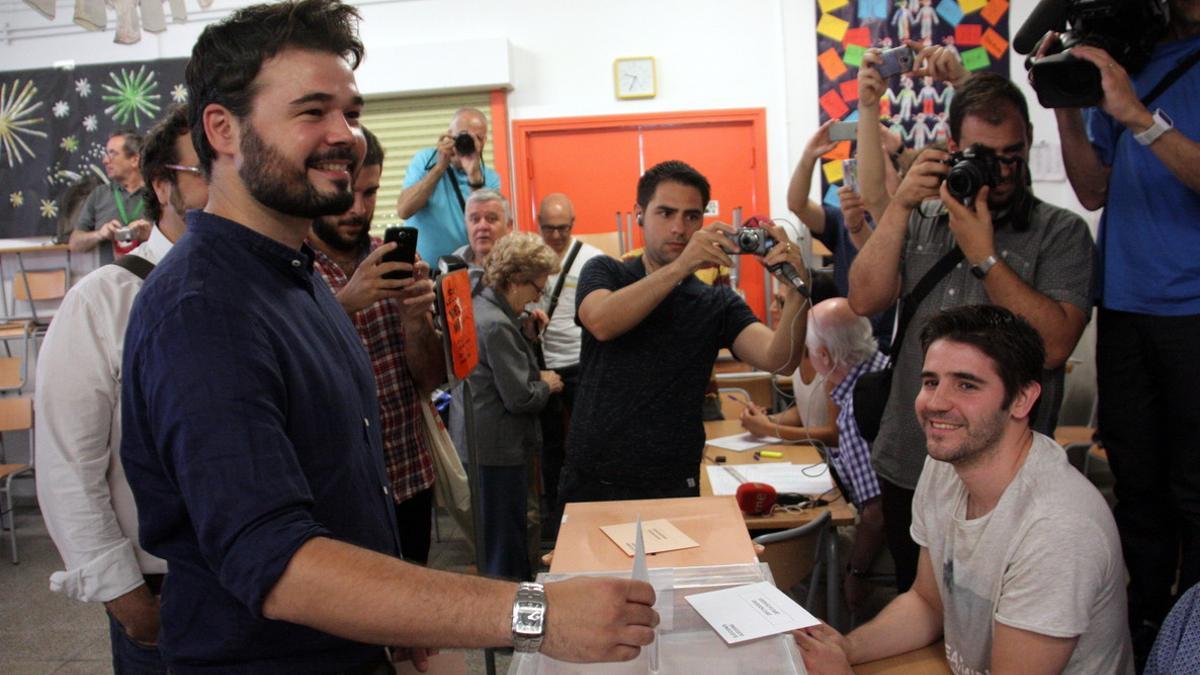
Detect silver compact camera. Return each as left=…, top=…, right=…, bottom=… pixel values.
left=115, top=226, right=135, bottom=243
left=726, top=226, right=778, bottom=256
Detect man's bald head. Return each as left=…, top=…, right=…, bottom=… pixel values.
left=537, top=192, right=576, bottom=255
left=806, top=298, right=877, bottom=376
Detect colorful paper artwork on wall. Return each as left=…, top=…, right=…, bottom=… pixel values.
left=0, top=58, right=187, bottom=238
left=813, top=0, right=1011, bottom=207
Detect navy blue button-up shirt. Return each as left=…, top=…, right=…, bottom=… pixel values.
left=121, top=211, right=401, bottom=673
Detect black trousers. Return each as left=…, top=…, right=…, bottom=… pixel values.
left=539, top=364, right=579, bottom=531
left=394, top=487, right=434, bottom=565
left=1098, top=308, right=1200, bottom=628
left=881, top=477, right=919, bottom=594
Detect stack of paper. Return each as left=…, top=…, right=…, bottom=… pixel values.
left=705, top=463, right=834, bottom=496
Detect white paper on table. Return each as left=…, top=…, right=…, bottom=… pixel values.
left=707, top=433, right=779, bottom=452
left=686, top=581, right=821, bottom=644
left=705, top=463, right=834, bottom=496
left=601, top=518, right=700, bottom=557
left=631, top=515, right=660, bottom=671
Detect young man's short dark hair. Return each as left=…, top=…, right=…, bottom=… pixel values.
left=920, top=304, right=1045, bottom=409
left=185, top=0, right=365, bottom=173
left=140, top=106, right=192, bottom=224
left=110, top=128, right=145, bottom=158
left=636, top=160, right=711, bottom=210
left=948, top=72, right=1032, bottom=144
left=362, top=126, right=384, bottom=168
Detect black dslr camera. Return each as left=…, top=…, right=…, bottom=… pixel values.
left=727, top=226, right=778, bottom=256
left=945, top=145, right=1003, bottom=203
left=1014, top=0, right=1168, bottom=108
left=454, top=132, right=476, bottom=156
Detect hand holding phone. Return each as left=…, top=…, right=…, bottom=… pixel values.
left=383, top=226, right=418, bottom=281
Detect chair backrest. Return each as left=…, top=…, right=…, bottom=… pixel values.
left=0, top=397, right=33, bottom=433
left=0, top=357, right=25, bottom=392
left=574, top=232, right=621, bottom=259
left=13, top=269, right=68, bottom=302
left=718, top=387, right=752, bottom=420
left=753, top=510, right=832, bottom=598
left=716, top=371, right=774, bottom=409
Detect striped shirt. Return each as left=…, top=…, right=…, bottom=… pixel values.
left=828, top=350, right=889, bottom=507
left=311, top=238, right=436, bottom=504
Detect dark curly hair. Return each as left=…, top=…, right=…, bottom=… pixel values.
left=636, top=160, right=711, bottom=211
left=140, top=106, right=192, bottom=224
left=920, top=305, right=1045, bottom=411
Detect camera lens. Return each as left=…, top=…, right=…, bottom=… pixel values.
left=454, top=132, right=475, bottom=156
left=946, top=162, right=983, bottom=202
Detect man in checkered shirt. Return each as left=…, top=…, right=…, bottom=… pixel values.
left=309, top=127, right=446, bottom=564
left=741, top=297, right=886, bottom=614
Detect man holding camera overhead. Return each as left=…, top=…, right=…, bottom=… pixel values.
left=558, top=160, right=811, bottom=505
left=848, top=57, right=1094, bottom=594
left=397, top=107, right=501, bottom=263
left=1046, top=0, right=1200, bottom=661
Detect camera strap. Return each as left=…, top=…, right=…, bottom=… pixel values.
left=892, top=241, right=964, bottom=358
left=1115, top=47, right=1200, bottom=143
left=423, top=151, right=469, bottom=213
left=545, top=239, right=582, bottom=322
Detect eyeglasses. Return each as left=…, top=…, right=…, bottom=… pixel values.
left=166, top=164, right=204, bottom=176
left=540, top=224, right=572, bottom=234
left=529, top=279, right=547, bottom=298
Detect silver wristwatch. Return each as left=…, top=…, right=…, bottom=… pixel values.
left=511, top=582, right=547, bottom=653
left=970, top=254, right=1000, bottom=280
left=1134, top=108, right=1173, bottom=146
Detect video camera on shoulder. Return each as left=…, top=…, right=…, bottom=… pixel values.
left=944, top=144, right=1003, bottom=204
left=1014, top=0, right=1168, bottom=108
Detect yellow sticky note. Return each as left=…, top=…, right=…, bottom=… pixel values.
left=818, top=0, right=849, bottom=13
left=817, top=13, right=850, bottom=42
left=959, top=0, right=987, bottom=14
left=823, top=159, right=845, bottom=184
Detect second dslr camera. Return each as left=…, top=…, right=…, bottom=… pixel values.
left=944, top=144, right=1005, bottom=203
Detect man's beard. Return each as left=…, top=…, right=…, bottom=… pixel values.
left=924, top=406, right=1008, bottom=468
left=313, top=214, right=370, bottom=253
left=239, top=124, right=354, bottom=219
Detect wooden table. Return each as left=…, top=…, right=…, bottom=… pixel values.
left=701, top=419, right=857, bottom=530
left=549, top=496, right=757, bottom=574
left=857, top=642, right=952, bottom=674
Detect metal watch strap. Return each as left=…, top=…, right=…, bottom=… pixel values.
left=970, top=254, right=999, bottom=279
left=511, top=582, right=546, bottom=653
left=1134, top=108, right=1173, bottom=146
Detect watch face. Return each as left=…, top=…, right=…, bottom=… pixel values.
left=616, top=58, right=655, bottom=98
left=515, top=603, right=544, bottom=634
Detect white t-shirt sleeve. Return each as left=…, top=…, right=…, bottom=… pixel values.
left=910, top=456, right=936, bottom=548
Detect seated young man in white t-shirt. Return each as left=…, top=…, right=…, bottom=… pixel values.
left=794, top=305, right=1133, bottom=675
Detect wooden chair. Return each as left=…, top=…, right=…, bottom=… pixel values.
left=12, top=267, right=68, bottom=333
left=0, top=397, right=34, bottom=564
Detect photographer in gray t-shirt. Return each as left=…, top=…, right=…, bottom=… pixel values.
left=794, top=306, right=1132, bottom=675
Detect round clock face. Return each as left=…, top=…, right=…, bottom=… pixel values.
left=617, top=59, right=655, bottom=98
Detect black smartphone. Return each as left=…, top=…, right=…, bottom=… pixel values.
left=383, top=226, right=418, bottom=280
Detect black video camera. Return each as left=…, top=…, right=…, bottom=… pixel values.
left=1014, top=0, right=1168, bottom=108
left=945, top=144, right=1002, bottom=203
left=454, top=132, right=476, bottom=156
left=726, top=226, right=777, bottom=256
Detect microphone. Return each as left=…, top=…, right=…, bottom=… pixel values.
left=769, top=261, right=811, bottom=299
left=1013, top=0, right=1069, bottom=55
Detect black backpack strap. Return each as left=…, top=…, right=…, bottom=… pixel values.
left=545, top=239, right=583, bottom=321
left=891, top=243, right=965, bottom=358
left=1114, top=47, right=1200, bottom=144
left=109, top=254, right=155, bottom=280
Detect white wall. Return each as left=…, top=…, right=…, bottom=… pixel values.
left=0, top=0, right=1093, bottom=230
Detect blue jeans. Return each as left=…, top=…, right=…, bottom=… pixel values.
left=107, top=610, right=167, bottom=675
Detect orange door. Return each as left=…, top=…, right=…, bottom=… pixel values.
left=512, top=110, right=770, bottom=318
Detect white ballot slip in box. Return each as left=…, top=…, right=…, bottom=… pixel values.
left=686, top=581, right=821, bottom=644
left=706, top=433, right=779, bottom=452
left=601, top=518, right=700, bottom=557
left=706, top=462, right=835, bottom=496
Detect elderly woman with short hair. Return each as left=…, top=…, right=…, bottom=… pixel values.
left=450, top=232, right=563, bottom=580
